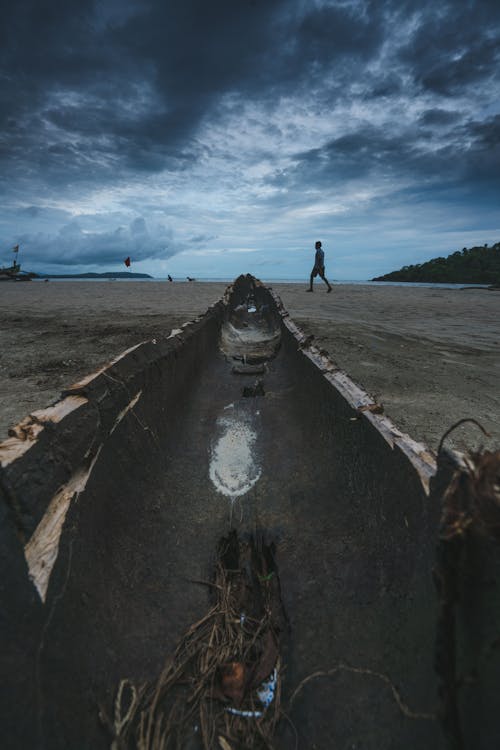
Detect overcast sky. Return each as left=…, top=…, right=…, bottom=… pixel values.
left=1, top=0, right=499, bottom=279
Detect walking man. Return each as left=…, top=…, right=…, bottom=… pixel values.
left=307, top=241, right=332, bottom=292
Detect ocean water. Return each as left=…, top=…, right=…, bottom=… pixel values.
left=33, top=277, right=490, bottom=289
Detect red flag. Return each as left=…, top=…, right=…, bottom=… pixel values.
left=124, top=256, right=131, bottom=268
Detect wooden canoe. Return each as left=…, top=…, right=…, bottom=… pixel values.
left=0, top=275, right=498, bottom=749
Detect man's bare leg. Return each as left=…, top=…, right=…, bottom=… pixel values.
left=319, top=269, right=332, bottom=292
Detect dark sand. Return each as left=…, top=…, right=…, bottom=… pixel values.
left=0, top=280, right=499, bottom=452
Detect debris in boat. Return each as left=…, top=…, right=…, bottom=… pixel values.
left=242, top=380, right=265, bottom=398
left=438, top=445, right=500, bottom=543
left=209, top=411, right=261, bottom=497
left=288, top=662, right=435, bottom=721
left=232, top=363, right=266, bottom=375
left=104, top=532, right=287, bottom=749
left=220, top=660, right=246, bottom=704
left=257, top=668, right=277, bottom=709
left=434, top=422, right=500, bottom=748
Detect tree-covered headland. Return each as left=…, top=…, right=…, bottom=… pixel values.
left=372, top=242, right=500, bottom=284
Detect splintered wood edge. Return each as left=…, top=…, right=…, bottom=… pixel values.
left=0, top=395, right=88, bottom=467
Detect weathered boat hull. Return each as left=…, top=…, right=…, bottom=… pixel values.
left=0, top=261, right=34, bottom=280
left=0, top=276, right=498, bottom=749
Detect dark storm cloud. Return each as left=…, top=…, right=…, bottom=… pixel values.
left=0, top=0, right=388, bottom=191
left=398, top=0, right=500, bottom=95
left=1, top=0, right=497, bottom=174
left=1, top=0, right=499, bottom=271
left=0, top=0, right=192, bottom=187
left=114, top=0, right=383, bottom=109
left=271, top=126, right=419, bottom=190
left=0, top=0, right=119, bottom=131
left=364, top=73, right=403, bottom=100
left=461, top=115, right=500, bottom=192
left=419, top=109, right=462, bottom=127
left=269, top=109, right=500, bottom=199
left=470, top=114, right=500, bottom=147
left=297, top=2, right=383, bottom=62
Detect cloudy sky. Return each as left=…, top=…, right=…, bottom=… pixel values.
left=1, top=0, right=499, bottom=280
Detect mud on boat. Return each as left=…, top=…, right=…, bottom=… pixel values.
left=0, top=275, right=499, bottom=749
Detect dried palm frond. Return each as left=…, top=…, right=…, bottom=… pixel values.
left=103, top=531, right=287, bottom=750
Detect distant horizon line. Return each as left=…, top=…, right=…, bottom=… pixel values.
left=29, top=276, right=490, bottom=288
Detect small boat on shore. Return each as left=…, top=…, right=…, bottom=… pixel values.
left=0, top=261, right=34, bottom=281
left=0, top=275, right=498, bottom=749
left=0, top=246, right=35, bottom=280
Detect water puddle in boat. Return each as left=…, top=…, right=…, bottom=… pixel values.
left=209, top=404, right=261, bottom=499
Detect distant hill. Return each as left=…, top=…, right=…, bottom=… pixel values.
left=372, top=242, right=500, bottom=284
left=37, top=272, right=153, bottom=279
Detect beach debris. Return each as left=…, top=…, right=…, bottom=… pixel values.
left=257, top=668, right=278, bottom=709
left=434, top=422, right=500, bottom=748
left=104, top=531, right=287, bottom=749
left=438, top=448, right=500, bottom=542
left=242, top=380, right=265, bottom=398
left=219, top=661, right=246, bottom=704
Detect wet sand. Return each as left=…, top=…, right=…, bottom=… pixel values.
left=0, top=280, right=499, bottom=451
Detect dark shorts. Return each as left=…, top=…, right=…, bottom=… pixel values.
left=311, top=265, right=325, bottom=278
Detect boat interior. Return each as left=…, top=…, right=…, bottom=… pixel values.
left=1, top=275, right=498, bottom=749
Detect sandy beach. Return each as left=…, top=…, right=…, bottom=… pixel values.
left=0, top=280, right=499, bottom=452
